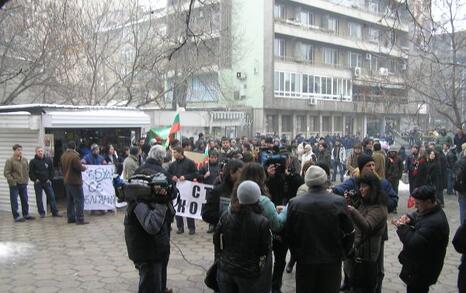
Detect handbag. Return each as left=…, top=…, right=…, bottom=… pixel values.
left=204, top=260, right=219, bottom=291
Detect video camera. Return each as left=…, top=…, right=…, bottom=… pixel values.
left=259, top=148, right=288, bottom=174
left=116, top=173, right=175, bottom=204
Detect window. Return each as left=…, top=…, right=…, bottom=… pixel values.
left=334, top=116, right=343, bottom=131
left=370, top=56, right=378, bottom=72
left=348, top=52, right=362, bottom=68
left=296, top=42, right=314, bottom=62
left=310, top=116, right=320, bottom=132
left=369, top=1, right=379, bottom=13
left=302, top=74, right=308, bottom=93
left=274, top=72, right=280, bottom=93
left=322, top=116, right=331, bottom=132
left=274, top=3, right=285, bottom=19
left=274, top=38, right=286, bottom=57
left=297, top=116, right=307, bottom=132
left=266, top=115, right=278, bottom=133
left=299, top=8, right=314, bottom=26
left=323, top=48, right=338, bottom=65
left=325, top=16, right=338, bottom=34
left=348, top=22, right=362, bottom=39
left=284, top=72, right=291, bottom=96
left=368, top=28, right=379, bottom=43
left=186, top=73, right=219, bottom=102
left=282, top=115, right=292, bottom=132
left=314, top=76, right=321, bottom=94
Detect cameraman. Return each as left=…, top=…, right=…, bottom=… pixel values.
left=124, top=145, right=176, bottom=293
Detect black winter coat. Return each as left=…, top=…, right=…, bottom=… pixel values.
left=124, top=159, right=175, bottom=264
left=397, top=205, right=449, bottom=286
left=446, top=149, right=458, bottom=169
left=29, top=155, right=54, bottom=182
left=285, top=187, right=354, bottom=264
left=214, top=208, right=271, bottom=278
left=426, top=160, right=441, bottom=191
left=168, top=157, right=197, bottom=180
left=453, top=220, right=466, bottom=271
left=198, top=162, right=220, bottom=185
left=201, top=181, right=233, bottom=225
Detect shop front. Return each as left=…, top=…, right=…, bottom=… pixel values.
left=0, top=104, right=150, bottom=213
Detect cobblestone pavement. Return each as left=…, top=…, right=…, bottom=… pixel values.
left=0, top=187, right=461, bottom=293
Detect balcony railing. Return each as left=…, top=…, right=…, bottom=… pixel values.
left=274, top=55, right=350, bottom=70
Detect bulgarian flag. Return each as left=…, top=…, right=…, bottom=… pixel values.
left=169, top=111, right=181, bottom=137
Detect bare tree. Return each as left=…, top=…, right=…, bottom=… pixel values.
left=391, top=0, right=466, bottom=128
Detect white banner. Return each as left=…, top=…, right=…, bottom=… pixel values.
left=175, top=181, right=213, bottom=219
left=82, top=165, right=116, bottom=210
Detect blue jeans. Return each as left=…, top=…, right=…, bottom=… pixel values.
left=34, top=181, right=59, bottom=215
left=459, top=193, right=466, bottom=224
left=135, top=261, right=163, bottom=293
left=332, top=161, right=345, bottom=182
left=447, top=168, right=454, bottom=194
left=9, top=184, right=30, bottom=219
left=65, top=184, right=85, bottom=222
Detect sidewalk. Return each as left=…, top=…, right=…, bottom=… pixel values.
left=0, top=187, right=461, bottom=293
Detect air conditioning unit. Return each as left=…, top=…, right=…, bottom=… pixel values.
left=308, top=97, right=316, bottom=105
left=354, top=67, right=361, bottom=77
left=401, top=62, right=407, bottom=71
left=365, top=53, right=372, bottom=60
left=379, top=67, right=389, bottom=76
left=236, top=72, right=247, bottom=80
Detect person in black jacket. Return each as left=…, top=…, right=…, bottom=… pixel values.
left=168, top=146, right=197, bottom=234
left=214, top=180, right=272, bottom=293
left=392, top=185, right=450, bottom=293
left=198, top=149, right=221, bottom=185
left=453, top=220, right=466, bottom=293
left=285, top=165, right=354, bottom=293
left=444, top=144, right=457, bottom=195
left=125, top=145, right=176, bottom=293
left=425, top=150, right=443, bottom=206
left=201, top=159, right=244, bottom=227
left=29, top=146, right=61, bottom=217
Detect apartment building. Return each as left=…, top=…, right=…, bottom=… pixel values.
left=142, top=0, right=422, bottom=137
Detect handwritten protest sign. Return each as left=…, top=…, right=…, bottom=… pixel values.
left=175, top=180, right=213, bottom=219
left=82, top=165, right=115, bottom=210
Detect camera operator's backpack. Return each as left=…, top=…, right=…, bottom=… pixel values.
left=454, top=160, right=466, bottom=192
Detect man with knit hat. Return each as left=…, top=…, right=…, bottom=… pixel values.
left=333, top=153, right=398, bottom=293
left=284, top=166, right=354, bottom=293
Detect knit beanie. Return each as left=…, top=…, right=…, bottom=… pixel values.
left=237, top=180, right=261, bottom=205
left=305, top=166, right=327, bottom=187
left=358, top=154, right=375, bottom=171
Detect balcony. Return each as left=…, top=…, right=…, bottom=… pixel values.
left=352, top=66, right=405, bottom=88
left=275, top=18, right=406, bottom=58
left=289, top=0, right=409, bottom=32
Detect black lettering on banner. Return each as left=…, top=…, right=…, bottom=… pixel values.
left=192, top=185, right=201, bottom=198
left=204, top=186, right=213, bottom=194
left=177, top=200, right=186, bottom=213
left=189, top=202, right=198, bottom=215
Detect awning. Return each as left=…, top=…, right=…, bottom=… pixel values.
left=42, top=110, right=150, bottom=128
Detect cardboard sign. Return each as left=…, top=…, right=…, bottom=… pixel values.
left=82, top=165, right=115, bottom=210
left=175, top=180, right=213, bottom=219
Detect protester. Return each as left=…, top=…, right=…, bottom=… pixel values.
left=29, top=146, right=61, bottom=218
left=4, top=144, right=35, bottom=222
left=453, top=220, right=466, bottom=293
left=444, top=143, right=457, bottom=195
left=61, top=141, right=88, bottom=225
left=285, top=166, right=354, bottom=293
left=123, top=146, right=141, bottom=180
left=406, top=146, right=428, bottom=195
left=168, top=146, right=198, bottom=234
left=214, top=180, right=272, bottom=293
left=346, top=144, right=363, bottom=176
left=345, top=174, right=388, bottom=292
left=198, top=149, right=220, bottom=185
left=124, top=145, right=176, bottom=293
left=385, top=146, right=403, bottom=196
left=202, top=159, right=244, bottom=233
left=331, top=139, right=346, bottom=182
left=372, top=143, right=386, bottom=179
left=455, top=128, right=466, bottom=154
left=81, top=143, right=107, bottom=165
left=392, top=185, right=449, bottom=293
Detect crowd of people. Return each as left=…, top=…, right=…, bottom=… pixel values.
left=4, top=128, right=466, bottom=293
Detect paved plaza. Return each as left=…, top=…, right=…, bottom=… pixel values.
left=0, top=187, right=461, bottom=293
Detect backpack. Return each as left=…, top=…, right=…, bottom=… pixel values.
left=454, top=160, right=466, bottom=192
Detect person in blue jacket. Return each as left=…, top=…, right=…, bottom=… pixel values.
left=333, top=154, right=397, bottom=293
